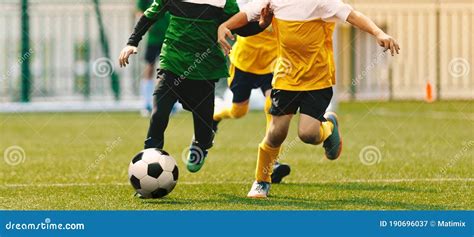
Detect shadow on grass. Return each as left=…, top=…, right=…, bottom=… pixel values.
left=217, top=194, right=446, bottom=210
left=281, top=182, right=438, bottom=193
left=139, top=182, right=445, bottom=210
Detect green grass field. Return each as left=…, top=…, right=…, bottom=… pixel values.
left=0, top=101, right=472, bottom=210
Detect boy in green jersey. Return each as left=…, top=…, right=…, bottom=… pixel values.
left=119, top=0, right=270, bottom=173
left=136, top=0, right=170, bottom=116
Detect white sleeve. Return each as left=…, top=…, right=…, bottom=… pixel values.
left=320, top=0, right=353, bottom=22
left=240, top=0, right=270, bottom=22
left=236, top=0, right=250, bottom=7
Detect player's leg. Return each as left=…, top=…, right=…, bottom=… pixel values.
left=260, top=85, right=292, bottom=184
left=248, top=114, right=292, bottom=198
left=213, top=65, right=252, bottom=132
left=144, top=70, right=179, bottom=149
left=258, top=73, right=273, bottom=132
left=141, top=45, right=161, bottom=117
left=298, top=87, right=342, bottom=160
left=213, top=101, right=249, bottom=131
left=181, top=79, right=217, bottom=173
left=298, top=114, right=327, bottom=144
left=248, top=89, right=300, bottom=198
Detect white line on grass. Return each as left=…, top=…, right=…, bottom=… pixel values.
left=1, top=178, right=473, bottom=188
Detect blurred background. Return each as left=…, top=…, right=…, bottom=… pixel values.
left=0, top=0, right=472, bottom=112
left=0, top=0, right=472, bottom=211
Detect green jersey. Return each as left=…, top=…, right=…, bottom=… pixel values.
left=143, top=0, right=240, bottom=80
left=136, top=0, right=170, bottom=46
left=128, top=0, right=263, bottom=80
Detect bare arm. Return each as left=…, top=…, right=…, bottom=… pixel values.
left=347, top=10, right=400, bottom=56
left=119, top=1, right=167, bottom=67
left=217, top=12, right=249, bottom=54
left=217, top=4, right=273, bottom=55
left=119, top=15, right=157, bottom=67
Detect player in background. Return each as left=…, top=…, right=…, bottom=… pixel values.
left=136, top=0, right=170, bottom=117
left=119, top=0, right=270, bottom=174
left=218, top=0, right=400, bottom=198
left=213, top=0, right=290, bottom=184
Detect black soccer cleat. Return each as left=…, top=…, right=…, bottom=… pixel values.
left=271, top=162, right=291, bottom=184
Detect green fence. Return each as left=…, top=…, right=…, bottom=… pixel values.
left=1, top=0, right=472, bottom=104
left=0, top=0, right=141, bottom=103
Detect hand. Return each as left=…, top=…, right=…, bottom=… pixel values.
left=259, top=3, right=274, bottom=29
left=119, top=45, right=138, bottom=67
left=217, top=24, right=235, bottom=55
left=375, top=32, right=400, bottom=56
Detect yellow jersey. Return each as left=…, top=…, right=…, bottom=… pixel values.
left=241, top=0, right=353, bottom=91
left=229, top=28, right=278, bottom=75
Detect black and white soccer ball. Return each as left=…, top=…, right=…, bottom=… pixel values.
left=128, top=149, right=179, bottom=199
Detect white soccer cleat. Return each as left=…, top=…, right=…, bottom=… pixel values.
left=247, top=181, right=271, bottom=198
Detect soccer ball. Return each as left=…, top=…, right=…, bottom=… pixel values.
left=128, top=148, right=179, bottom=199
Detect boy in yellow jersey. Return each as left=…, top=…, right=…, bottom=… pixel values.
left=213, top=6, right=290, bottom=183
left=213, top=0, right=275, bottom=132
left=213, top=27, right=275, bottom=132
left=218, top=0, right=400, bottom=198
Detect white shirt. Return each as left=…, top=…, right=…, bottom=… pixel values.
left=241, top=0, right=353, bottom=22
left=182, top=0, right=227, bottom=8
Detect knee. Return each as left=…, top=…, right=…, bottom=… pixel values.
left=230, top=104, right=249, bottom=119
left=298, top=132, right=319, bottom=145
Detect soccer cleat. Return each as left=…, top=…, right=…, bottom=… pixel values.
left=323, top=112, right=342, bottom=160
left=271, top=162, right=291, bottom=184
left=247, top=181, right=271, bottom=198
left=186, top=143, right=208, bottom=173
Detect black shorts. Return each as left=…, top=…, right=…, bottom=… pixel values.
left=144, top=44, right=163, bottom=64
left=229, top=65, right=273, bottom=103
left=269, top=87, right=333, bottom=121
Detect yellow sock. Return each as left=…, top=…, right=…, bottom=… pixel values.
left=255, top=142, right=281, bottom=183
left=264, top=96, right=272, bottom=132
left=317, top=121, right=334, bottom=144
left=213, top=103, right=249, bottom=121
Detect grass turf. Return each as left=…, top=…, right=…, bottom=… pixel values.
left=0, top=101, right=472, bottom=210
